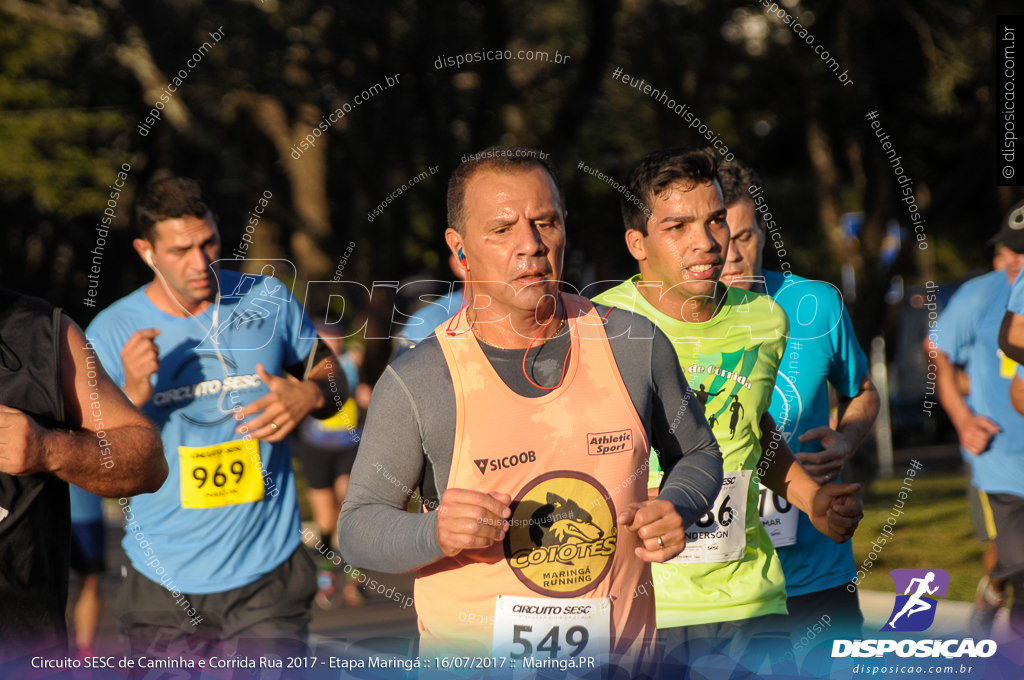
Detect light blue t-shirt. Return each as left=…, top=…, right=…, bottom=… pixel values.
left=1009, top=268, right=1024, bottom=316
left=69, top=485, right=103, bottom=524
left=398, top=289, right=464, bottom=344
left=764, top=271, right=867, bottom=597
left=936, top=269, right=1024, bottom=496
left=86, top=270, right=315, bottom=593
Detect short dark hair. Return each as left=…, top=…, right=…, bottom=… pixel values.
left=135, top=177, right=213, bottom=241
left=718, top=159, right=763, bottom=208
left=447, top=146, right=563, bottom=236
left=623, top=147, right=720, bottom=235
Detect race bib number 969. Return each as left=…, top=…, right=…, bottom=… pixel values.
left=179, top=438, right=265, bottom=509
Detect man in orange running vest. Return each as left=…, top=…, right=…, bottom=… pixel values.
left=339, top=147, right=724, bottom=675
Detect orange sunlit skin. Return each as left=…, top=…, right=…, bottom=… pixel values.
left=444, top=167, right=566, bottom=348
left=132, top=213, right=222, bottom=317
left=720, top=197, right=766, bottom=292
left=625, top=180, right=730, bottom=324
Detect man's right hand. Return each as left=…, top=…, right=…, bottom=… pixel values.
left=955, top=414, right=1001, bottom=455
left=435, top=488, right=511, bottom=557
left=121, top=329, right=161, bottom=406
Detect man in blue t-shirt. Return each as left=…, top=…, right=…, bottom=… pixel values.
left=392, top=252, right=466, bottom=359
left=955, top=199, right=1024, bottom=642
left=87, top=177, right=345, bottom=663
left=718, top=161, right=880, bottom=667
left=1000, top=202, right=1024, bottom=421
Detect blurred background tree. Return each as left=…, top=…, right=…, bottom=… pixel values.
left=0, top=0, right=1010, bottom=370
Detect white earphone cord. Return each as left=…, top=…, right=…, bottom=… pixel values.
left=146, top=255, right=236, bottom=416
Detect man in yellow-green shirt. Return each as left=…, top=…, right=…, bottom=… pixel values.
left=592, top=147, right=864, bottom=678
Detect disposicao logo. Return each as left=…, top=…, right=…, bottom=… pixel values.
left=882, top=568, right=949, bottom=632
left=832, top=567, right=997, bottom=660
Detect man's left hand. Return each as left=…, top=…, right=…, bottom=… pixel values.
left=234, top=364, right=322, bottom=442
left=618, top=499, right=686, bottom=562
left=796, top=425, right=854, bottom=484
left=808, top=482, right=863, bottom=543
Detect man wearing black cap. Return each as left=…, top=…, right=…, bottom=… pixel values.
left=999, top=201, right=1024, bottom=407
left=932, top=200, right=1024, bottom=641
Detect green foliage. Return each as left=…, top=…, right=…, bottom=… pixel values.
left=0, top=0, right=1000, bottom=335
left=0, top=20, right=130, bottom=218
left=852, top=472, right=982, bottom=602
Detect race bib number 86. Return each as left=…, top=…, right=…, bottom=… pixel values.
left=670, top=470, right=750, bottom=564
left=179, top=438, right=265, bottom=509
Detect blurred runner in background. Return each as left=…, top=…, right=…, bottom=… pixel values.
left=69, top=485, right=107, bottom=659
left=935, top=200, right=1024, bottom=641
left=294, top=321, right=371, bottom=608
left=391, top=252, right=466, bottom=358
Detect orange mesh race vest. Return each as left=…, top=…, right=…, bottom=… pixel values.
left=417, top=294, right=655, bottom=670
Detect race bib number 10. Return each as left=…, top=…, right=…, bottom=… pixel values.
left=758, top=485, right=798, bottom=548
left=179, top=438, right=265, bottom=509
left=492, top=595, right=609, bottom=669
left=670, top=470, right=751, bottom=564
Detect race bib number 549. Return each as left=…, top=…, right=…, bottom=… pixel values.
left=179, top=438, right=265, bottom=509
left=492, top=595, right=609, bottom=666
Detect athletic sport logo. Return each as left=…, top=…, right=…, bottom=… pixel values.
left=882, top=568, right=949, bottom=632
left=587, top=429, right=632, bottom=456
left=505, top=471, right=616, bottom=597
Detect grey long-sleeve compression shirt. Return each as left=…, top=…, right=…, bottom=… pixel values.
left=337, top=304, right=722, bottom=573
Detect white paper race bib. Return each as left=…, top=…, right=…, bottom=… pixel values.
left=670, top=470, right=750, bottom=564
left=492, top=595, right=609, bottom=669
left=758, top=485, right=798, bottom=548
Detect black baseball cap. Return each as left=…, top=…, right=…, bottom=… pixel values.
left=989, top=198, right=1024, bottom=253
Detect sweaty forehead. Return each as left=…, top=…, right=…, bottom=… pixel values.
left=466, top=168, right=560, bottom=213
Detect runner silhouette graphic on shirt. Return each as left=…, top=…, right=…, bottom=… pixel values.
left=728, top=394, right=745, bottom=440
left=888, top=571, right=939, bottom=628
left=695, top=383, right=724, bottom=406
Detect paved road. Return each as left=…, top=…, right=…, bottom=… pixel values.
left=70, top=511, right=418, bottom=658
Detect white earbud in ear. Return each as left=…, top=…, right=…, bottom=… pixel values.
left=145, top=250, right=155, bottom=268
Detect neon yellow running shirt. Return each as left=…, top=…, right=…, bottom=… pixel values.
left=593, top=276, right=789, bottom=628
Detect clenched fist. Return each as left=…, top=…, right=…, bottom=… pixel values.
left=0, top=405, right=49, bottom=476
left=121, top=329, right=161, bottom=406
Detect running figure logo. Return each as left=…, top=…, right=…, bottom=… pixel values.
left=882, top=568, right=950, bottom=632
